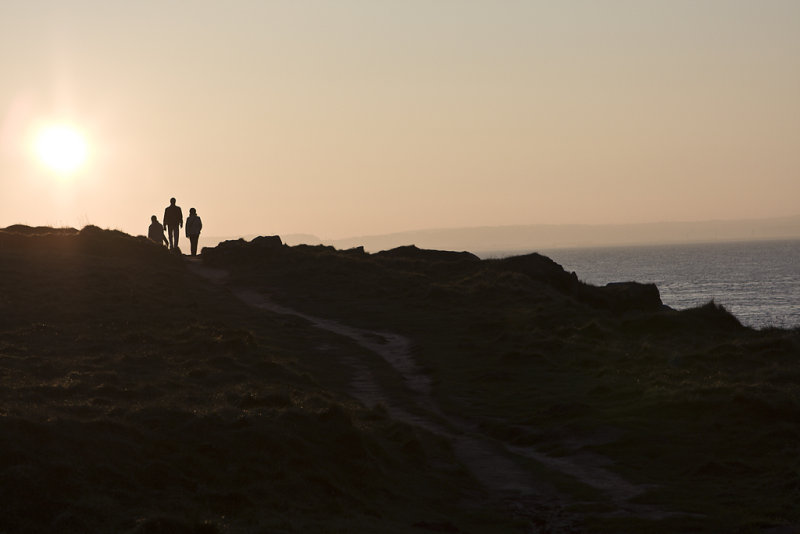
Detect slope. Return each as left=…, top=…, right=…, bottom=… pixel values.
left=0, top=226, right=518, bottom=533
left=202, top=236, right=800, bottom=533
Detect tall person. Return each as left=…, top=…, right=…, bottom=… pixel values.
left=185, top=207, right=203, bottom=256
left=162, top=197, right=183, bottom=251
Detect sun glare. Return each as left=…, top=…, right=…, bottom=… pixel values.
left=34, top=125, right=88, bottom=174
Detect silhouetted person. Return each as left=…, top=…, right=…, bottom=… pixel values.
left=185, top=207, right=203, bottom=256
left=148, top=215, right=168, bottom=246
left=162, top=197, right=183, bottom=250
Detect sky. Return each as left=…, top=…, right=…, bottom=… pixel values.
left=1, top=1, right=799, bottom=240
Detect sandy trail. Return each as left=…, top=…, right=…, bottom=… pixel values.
left=187, top=260, right=682, bottom=527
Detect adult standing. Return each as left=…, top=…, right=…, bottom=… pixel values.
left=185, top=207, right=203, bottom=256
left=162, top=197, right=183, bottom=250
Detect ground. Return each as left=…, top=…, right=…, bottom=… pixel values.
left=1, top=226, right=799, bottom=533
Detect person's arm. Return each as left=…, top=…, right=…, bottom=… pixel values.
left=179, top=208, right=184, bottom=228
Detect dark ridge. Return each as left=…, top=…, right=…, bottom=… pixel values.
left=202, top=235, right=286, bottom=262
left=680, top=300, right=745, bottom=329
left=487, top=253, right=664, bottom=312
left=622, top=300, right=746, bottom=335
left=487, top=252, right=582, bottom=296
left=0, top=225, right=180, bottom=264
left=374, top=245, right=480, bottom=263
left=1, top=224, right=79, bottom=235
left=584, top=280, right=664, bottom=312
left=76, top=225, right=176, bottom=260
left=203, top=236, right=665, bottom=315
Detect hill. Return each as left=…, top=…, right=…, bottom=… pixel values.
left=299, top=215, right=800, bottom=253
left=2, top=226, right=799, bottom=532
left=203, top=235, right=800, bottom=533
left=0, top=226, right=510, bottom=533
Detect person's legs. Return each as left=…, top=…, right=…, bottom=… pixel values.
left=167, top=225, right=179, bottom=249
left=190, top=235, right=199, bottom=256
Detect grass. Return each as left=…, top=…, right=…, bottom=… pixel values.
left=3, top=227, right=798, bottom=532
left=204, top=237, right=800, bottom=532
left=0, top=226, right=517, bottom=533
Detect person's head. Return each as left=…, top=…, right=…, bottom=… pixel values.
left=189, top=207, right=196, bottom=215
left=170, top=197, right=176, bottom=205
left=151, top=215, right=157, bottom=223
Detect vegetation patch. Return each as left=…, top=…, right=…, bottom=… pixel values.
left=204, top=236, right=800, bottom=532
left=0, top=226, right=507, bottom=533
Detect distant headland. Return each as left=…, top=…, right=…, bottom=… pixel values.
left=267, top=214, right=800, bottom=255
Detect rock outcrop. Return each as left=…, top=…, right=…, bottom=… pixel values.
left=376, top=245, right=480, bottom=263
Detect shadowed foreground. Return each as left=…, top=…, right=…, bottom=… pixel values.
left=0, top=226, right=507, bottom=533
left=203, top=235, right=800, bottom=533
left=1, top=226, right=799, bottom=533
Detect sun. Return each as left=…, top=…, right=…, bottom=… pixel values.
left=34, top=124, right=88, bottom=174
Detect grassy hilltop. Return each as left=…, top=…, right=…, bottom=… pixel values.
left=0, top=226, right=503, bottom=533
left=203, top=236, right=800, bottom=533
left=1, top=226, right=798, bottom=533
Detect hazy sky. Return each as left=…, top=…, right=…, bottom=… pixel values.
left=1, top=1, right=798, bottom=239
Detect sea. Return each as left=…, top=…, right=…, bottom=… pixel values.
left=486, top=240, right=800, bottom=330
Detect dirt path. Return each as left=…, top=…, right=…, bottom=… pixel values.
left=187, top=260, right=684, bottom=528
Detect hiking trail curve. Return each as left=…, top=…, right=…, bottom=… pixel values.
left=187, top=259, right=687, bottom=530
